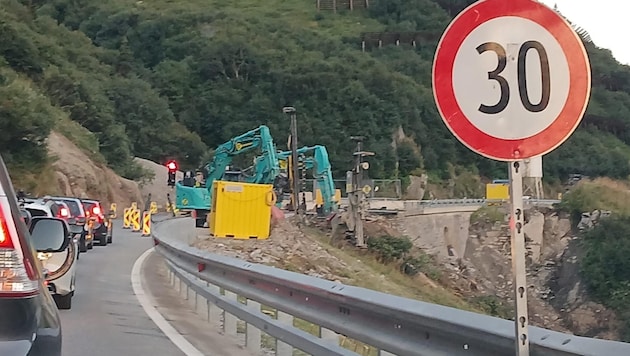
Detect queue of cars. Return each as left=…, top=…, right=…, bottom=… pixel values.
left=0, top=154, right=115, bottom=356
left=18, top=195, right=113, bottom=310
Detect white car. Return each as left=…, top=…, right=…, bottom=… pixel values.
left=24, top=202, right=78, bottom=310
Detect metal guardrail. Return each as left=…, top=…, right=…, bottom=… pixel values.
left=418, top=198, right=561, bottom=206
left=153, top=217, right=630, bottom=356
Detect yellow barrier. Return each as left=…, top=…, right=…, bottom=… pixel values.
left=131, top=209, right=141, bottom=232
left=166, top=202, right=178, bottom=214
left=131, top=202, right=138, bottom=210
left=110, top=203, right=117, bottom=219
left=123, top=208, right=131, bottom=229
left=210, top=181, right=273, bottom=239
left=142, top=211, right=151, bottom=236
left=150, top=201, right=158, bottom=214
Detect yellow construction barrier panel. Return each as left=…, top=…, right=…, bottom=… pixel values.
left=132, top=209, right=141, bottom=232
left=210, top=181, right=274, bottom=239
left=110, top=203, right=117, bottom=219
left=166, top=203, right=178, bottom=214
left=123, top=208, right=131, bottom=229
left=150, top=201, right=158, bottom=214
left=142, top=211, right=151, bottom=236
left=486, top=183, right=509, bottom=200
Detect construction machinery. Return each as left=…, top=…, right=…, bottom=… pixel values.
left=174, top=125, right=281, bottom=227
left=275, top=145, right=338, bottom=215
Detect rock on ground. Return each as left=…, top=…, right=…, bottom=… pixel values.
left=192, top=217, right=349, bottom=282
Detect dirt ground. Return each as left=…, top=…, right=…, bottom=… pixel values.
left=192, top=215, right=480, bottom=311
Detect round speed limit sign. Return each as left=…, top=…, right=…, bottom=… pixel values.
left=432, top=0, right=591, bottom=161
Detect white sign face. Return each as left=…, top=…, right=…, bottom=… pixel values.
left=452, top=16, right=570, bottom=140
left=432, top=0, right=591, bottom=161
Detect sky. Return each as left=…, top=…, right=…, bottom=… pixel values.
left=538, top=0, right=630, bottom=66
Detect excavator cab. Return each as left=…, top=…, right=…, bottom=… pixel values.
left=222, top=169, right=244, bottom=182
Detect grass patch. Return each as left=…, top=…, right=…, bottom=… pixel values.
left=7, top=161, right=61, bottom=196
left=469, top=295, right=513, bottom=320
left=301, top=226, right=481, bottom=312
left=470, top=205, right=506, bottom=225
left=557, top=177, right=630, bottom=223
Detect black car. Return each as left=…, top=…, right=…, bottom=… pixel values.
left=43, top=196, right=93, bottom=252
left=82, top=199, right=111, bottom=246
left=0, top=155, right=63, bottom=356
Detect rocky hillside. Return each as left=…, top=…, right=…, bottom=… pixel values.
left=16, top=128, right=179, bottom=211
left=46, top=131, right=142, bottom=207
left=463, top=207, right=619, bottom=339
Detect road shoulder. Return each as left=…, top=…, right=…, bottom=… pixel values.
left=140, top=249, right=257, bottom=356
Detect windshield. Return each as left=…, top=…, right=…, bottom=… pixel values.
left=26, top=208, right=48, bottom=217
left=58, top=199, right=83, bottom=217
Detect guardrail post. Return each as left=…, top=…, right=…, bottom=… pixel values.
left=320, top=327, right=339, bottom=345
left=195, top=286, right=208, bottom=320
left=208, top=284, right=222, bottom=324
left=246, top=300, right=261, bottom=353
left=223, top=290, right=238, bottom=337
left=276, top=311, right=294, bottom=356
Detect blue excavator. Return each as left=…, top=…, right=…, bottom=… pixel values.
left=174, top=125, right=281, bottom=227
left=275, top=145, right=338, bottom=215
left=174, top=125, right=338, bottom=227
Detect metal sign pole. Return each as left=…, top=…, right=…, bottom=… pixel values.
left=508, top=160, right=529, bottom=355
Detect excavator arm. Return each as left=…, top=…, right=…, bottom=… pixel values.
left=174, top=125, right=280, bottom=226
left=276, top=145, right=337, bottom=214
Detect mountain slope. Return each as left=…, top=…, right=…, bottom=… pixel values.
left=2, top=0, right=630, bottom=193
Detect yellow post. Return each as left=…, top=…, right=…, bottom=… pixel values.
left=110, top=203, right=117, bottom=219
left=123, top=208, right=131, bottom=229
left=142, top=211, right=151, bottom=236
left=150, top=201, right=158, bottom=214
left=131, top=202, right=138, bottom=210
left=132, top=209, right=141, bottom=232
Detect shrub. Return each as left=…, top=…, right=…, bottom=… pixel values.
left=367, top=235, right=412, bottom=263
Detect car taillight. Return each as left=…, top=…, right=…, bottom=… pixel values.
left=92, top=206, right=101, bottom=215
left=0, top=204, right=39, bottom=298
left=59, top=207, right=69, bottom=218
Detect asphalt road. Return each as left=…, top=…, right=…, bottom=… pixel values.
left=59, top=217, right=257, bottom=356
left=59, top=220, right=186, bottom=356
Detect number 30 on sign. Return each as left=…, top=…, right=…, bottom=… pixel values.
left=432, top=0, right=591, bottom=161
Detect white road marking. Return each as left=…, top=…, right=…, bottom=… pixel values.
left=131, top=247, right=204, bottom=356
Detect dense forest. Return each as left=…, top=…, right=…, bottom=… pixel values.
left=2, top=0, right=630, bottom=186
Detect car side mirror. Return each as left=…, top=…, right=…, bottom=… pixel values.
left=19, top=209, right=32, bottom=226
left=29, top=217, right=70, bottom=253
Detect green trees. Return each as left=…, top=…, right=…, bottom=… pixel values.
left=1, top=0, right=630, bottom=185
left=581, top=216, right=630, bottom=340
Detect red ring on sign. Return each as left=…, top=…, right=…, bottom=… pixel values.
left=432, top=0, right=591, bottom=161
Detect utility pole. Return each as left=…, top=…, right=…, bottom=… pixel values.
left=283, top=106, right=301, bottom=215
left=347, top=136, right=374, bottom=248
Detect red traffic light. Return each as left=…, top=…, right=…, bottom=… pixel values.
left=166, top=160, right=178, bottom=171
